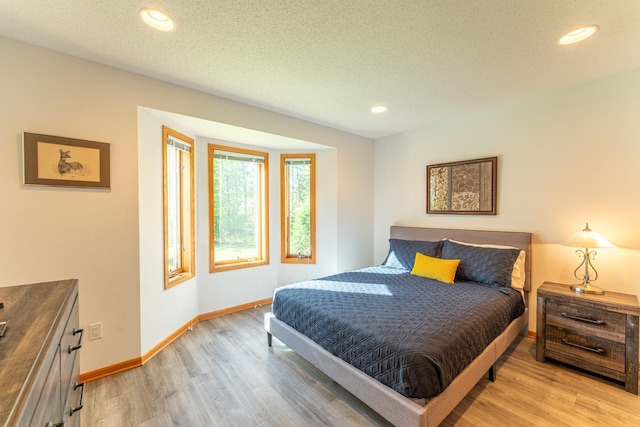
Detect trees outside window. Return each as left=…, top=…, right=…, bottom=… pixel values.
left=209, top=144, right=269, bottom=272
left=281, top=154, right=315, bottom=264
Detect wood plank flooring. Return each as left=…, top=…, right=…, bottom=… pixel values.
left=81, top=305, right=640, bottom=426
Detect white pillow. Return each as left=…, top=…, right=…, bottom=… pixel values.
left=445, top=239, right=526, bottom=291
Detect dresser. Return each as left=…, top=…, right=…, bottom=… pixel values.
left=0, top=279, right=83, bottom=426
left=536, top=281, right=639, bottom=394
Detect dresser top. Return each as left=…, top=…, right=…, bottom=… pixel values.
left=0, top=279, right=78, bottom=423
left=539, top=281, right=639, bottom=314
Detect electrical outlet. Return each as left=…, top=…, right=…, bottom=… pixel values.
left=89, top=322, right=103, bottom=340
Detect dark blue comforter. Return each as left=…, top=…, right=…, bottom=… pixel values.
left=272, top=266, right=525, bottom=398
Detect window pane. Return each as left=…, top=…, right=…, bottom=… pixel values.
left=166, top=146, right=181, bottom=272
left=287, top=159, right=311, bottom=256
left=163, top=126, right=195, bottom=288
left=213, top=150, right=262, bottom=262
left=281, top=154, right=315, bottom=263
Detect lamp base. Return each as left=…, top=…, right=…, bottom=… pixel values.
left=570, top=283, right=604, bottom=295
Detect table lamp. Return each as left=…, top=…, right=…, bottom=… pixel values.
left=563, top=223, right=613, bottom=295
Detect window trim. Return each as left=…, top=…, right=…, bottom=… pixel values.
left=208, top=143, right=270, bottom=272
left=280, top=153, right=316, bottom=264
left=162, top=126, right=195, bottom=289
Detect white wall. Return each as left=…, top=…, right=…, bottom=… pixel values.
left=277, top=149, right=339, bottom=286
left=374, top=68, right=640, bottom=333
left=193, top=139, right=339, bottom=315
left=0, top=38, right=143, bottom=370
left=137, top=110, right=198, bottom=354
left=0, top=36, right=374, bottom=373
left=2, top=33, right=636, bottom=375
left=139, top=114, right=338, bottom=354
left=193, top=139, right=278, bottom=316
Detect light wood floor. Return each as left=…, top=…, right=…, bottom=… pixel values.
left=81, top=305, right=640, bottom=426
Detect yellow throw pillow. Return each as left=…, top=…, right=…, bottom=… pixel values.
left=410, top=253, right=460, bottom=284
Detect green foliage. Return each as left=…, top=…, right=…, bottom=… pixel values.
left=290, top=202, right=310, bottom=255
left=213, top=155, right=260, bottom=260
left=287, top=162, right=311, bottom=256
left=212, top=152, right=313, bottom=261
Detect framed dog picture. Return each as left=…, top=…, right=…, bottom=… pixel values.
left=23, top=132, right=110, bottom=189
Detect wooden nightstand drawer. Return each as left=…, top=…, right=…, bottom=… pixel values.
left=546, top=300, right=625, bottom=343
left=536, top=281, right=639, bottom=395
left=545, top=325, right=625, bottom=373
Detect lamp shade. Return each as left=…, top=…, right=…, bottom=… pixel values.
left=563, top=223, right=614, bottom=249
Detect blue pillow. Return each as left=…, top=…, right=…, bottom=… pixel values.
left=382, top=239, right=443, bottom=270
left=441, top=240, right=520, bottom=288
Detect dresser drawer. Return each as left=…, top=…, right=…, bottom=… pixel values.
left=60, top=295, right=82, bottom=425
left=546, top=299, right=625, bottom=343
left=537, top=282, right=639, bottom=395
left=545, top=325, right=625, bottom=373
left=60, top=296, right=80, bottom=400
left=63, top=359, right=83, bottom=427
left=29, top=347, right=62, bottom=427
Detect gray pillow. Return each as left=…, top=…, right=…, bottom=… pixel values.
left=441, top=240, right=520, bottom=288
left=382, top=239, right=443, bottom=270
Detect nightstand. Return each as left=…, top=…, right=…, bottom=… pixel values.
left=536, top=281, right=639, bottom=394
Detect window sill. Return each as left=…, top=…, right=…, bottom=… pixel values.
left=165, top=272, right=194, bottom=289
left=281, top=256, right=316, bottom=265
left=210, top=259, right=269, bottom=273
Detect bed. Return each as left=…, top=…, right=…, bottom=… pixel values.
left=264, top=226, right=532, bottom=426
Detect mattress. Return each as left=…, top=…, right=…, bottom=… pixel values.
left=272, top=266, right=525, bottom=398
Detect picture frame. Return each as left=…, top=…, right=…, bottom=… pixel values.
left=23, top=132, right=110, bottom=189
left=426, top=156, right=497, bottom=215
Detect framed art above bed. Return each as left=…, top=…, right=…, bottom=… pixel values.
left=427, top=156, right=497, bottom=215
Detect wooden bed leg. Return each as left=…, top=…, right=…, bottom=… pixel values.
left=267, top=332, right=272, bottom=347
left=488, top=364, right=496, bottom=382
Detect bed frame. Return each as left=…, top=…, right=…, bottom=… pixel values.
left=264, top=226, right=532, bottom=427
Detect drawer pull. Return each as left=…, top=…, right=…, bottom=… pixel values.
left=68, top=328, right=84, bottom=353
left=561, top=312, right=605, bottom=325
left=561, top=338, right=605, bottom=354
left=46, top=422, right=67, bottom=427
left=70, top=382, right=86, bottom=415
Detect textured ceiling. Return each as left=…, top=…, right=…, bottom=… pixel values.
left=1, top=1, right=640, bottom=139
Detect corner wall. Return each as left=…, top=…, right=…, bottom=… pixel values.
left=0, top=36, right=373, bottom=373
left=137, top=110, right=199, bottom=354
left=374, top=68, right=640, bottom=335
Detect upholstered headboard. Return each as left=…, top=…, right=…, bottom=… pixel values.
left=389, top=226, right=532, bottom=292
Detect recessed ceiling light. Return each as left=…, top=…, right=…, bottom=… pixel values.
left=558, top=25, right=598, bottom=45
left=371, top=105, right=388, bottom=113
left=139, top=8, right=175, bottom=32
